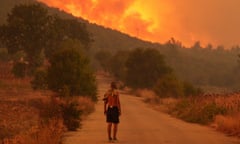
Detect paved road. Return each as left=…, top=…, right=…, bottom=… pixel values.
left=62, top=75, right=240, bottom=144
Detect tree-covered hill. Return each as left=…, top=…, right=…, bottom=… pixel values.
left=1, top=0, right=240, bottom=91
left=0, top=0, right=156, bottom=52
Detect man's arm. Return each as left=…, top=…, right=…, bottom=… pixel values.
left=104, top=102, right=107, bottom=115
left=104, top=94, right=108, bottom=115
left=117, top=93, right=121, bottom=115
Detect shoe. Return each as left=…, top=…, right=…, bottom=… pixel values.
left=113, top=138, right=118, bottom=142
left=108, top=137, right=112, bottom=142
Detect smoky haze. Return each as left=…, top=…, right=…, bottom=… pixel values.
left=38, top=0, right=240, bottom=48
left=170, top=0, right=240, bottom=48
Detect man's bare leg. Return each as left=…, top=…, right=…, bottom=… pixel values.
left=113, top=123, right=118, bottom=140
left=108, top=123, right=112, bottom=140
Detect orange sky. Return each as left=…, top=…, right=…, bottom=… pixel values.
left=38, top=0, right=240, bottom=48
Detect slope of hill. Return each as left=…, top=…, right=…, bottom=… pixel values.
left=43, top=3, right=159, bottom=53
left=0, top=0, right=158, bottom=52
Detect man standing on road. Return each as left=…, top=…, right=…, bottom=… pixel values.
left=103, top=82, right=121, bottom=142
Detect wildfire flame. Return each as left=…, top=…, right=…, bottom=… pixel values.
left=38, top=0, right=240, bottom=48
left=37, top=0, right=179, bottom=44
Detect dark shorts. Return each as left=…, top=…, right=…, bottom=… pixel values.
left=106, top=106, right=120, bottom=124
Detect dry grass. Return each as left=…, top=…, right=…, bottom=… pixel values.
left=2, top=119, right=65, bottom=144
left=0, top=77, right=93, bottom=143
left=135, top=89, right=160, bottom=104
left=135, top=89, right=178, bottom=112
left=172, top=93, right=240, bottom=137
left=0, top=62, right=97, bottom=143
left=0, top=84, right=66, bottom=144
left=0, top=78, right=40, bottom=141
left=214, top=93, right=240, bottom=114
left=214, top=114, right=240, bottom=137
left=76, top=96, right=95, bottom=116
left=137, top=87, right=240, bottom=137
left=0, top=100, right=39, bottom=139
left=212, top=94, right=240, bottom=137
left=174, top=93, right=240, bottom=137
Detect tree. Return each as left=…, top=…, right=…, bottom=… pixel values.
left=153, top=73, right=184, bottom=98
left=0, top=4, right=50, bottom=73
left=125, top=48, right=172, bottom=89
left=0, top=4, right=92, bottom=75
left=191, top=41, right=202, bottom=50
left=31, top=69, right=48, bottom=90
left=47, top=40, right=97, bottom=101
left=44, top=16, right=92, bottom=58
left=109, top=50, right=129, bottom=81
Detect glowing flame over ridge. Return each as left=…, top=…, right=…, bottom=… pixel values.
left=37, top=0, right=179, bottom=45
left=38, top=0, right=240, bottom=48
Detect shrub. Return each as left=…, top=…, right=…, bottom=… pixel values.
left=171, top=98, right=191, bottom=116
left=12, top=62, right=27, bottom=78
left=31, top=69, right=47, bottom=90
left=154, top=74, right=184, bottom=98
left=61, top=100, right=82, bottom=131
left=200, top=103, right=226, bottom=124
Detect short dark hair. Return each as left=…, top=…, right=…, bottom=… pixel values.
left=111, top=82, right=117, bottom=89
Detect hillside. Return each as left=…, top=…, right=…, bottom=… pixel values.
left=1, top=0, right=240, bottom=90
left=44, top=4, right=159, bottom=53
left=0, top=0, right=157, bottom=52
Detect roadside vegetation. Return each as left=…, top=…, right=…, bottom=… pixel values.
left=0, top=78, right=95, bottom=143
left=135, top=88, right=240, bottom=137
left=0, top=3, right=96, bottom=144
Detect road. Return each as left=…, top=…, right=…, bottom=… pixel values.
left=62, top=74, right=240, bottom=144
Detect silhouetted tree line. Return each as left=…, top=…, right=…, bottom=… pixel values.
left=162, top=39, right=240, bottom=90
left=96, top=48, right=202, bottom=98
left=95, top=37, right=240, bottom=94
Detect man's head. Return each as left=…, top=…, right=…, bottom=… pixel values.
left=111, top=82, right=117, bottom=89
